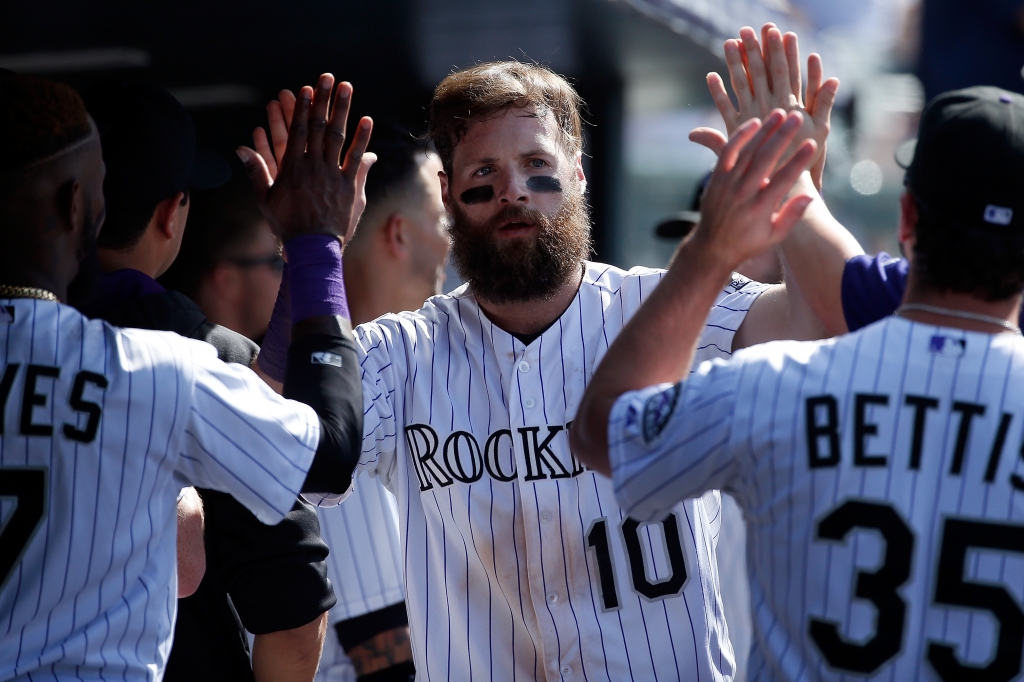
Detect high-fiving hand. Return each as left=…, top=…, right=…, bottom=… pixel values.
left=691, top=25, right=839, bottom=190
left=692, top=109, right=817, bottom=269
left=236, top=74, right=376, bottom=246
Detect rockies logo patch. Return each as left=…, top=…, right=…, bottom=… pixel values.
left=642, top=383, right=681, bottom=444
left=729, top=274, right=753, bottom=291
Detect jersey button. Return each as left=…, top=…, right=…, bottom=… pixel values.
left=561, top=665, right=572, bottom=676
left=540, top=511, right=551, bottom=523
left=524, top=397, right=536, bottom=409
left=547, top=591, right=558, bottom=604
left=518, top=360, right=530, bottom=373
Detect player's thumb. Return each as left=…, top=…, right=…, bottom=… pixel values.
left=772, top=194, right=814, bottom=239
left=236, top=146, right=273, bottom=199
left=689, top=127, right=728, bottom=158
left=811, top=78, right=839, bottom=127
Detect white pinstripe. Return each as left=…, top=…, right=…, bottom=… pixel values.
left=353, top=262, right=769, bottom=681
left=611, top=316, right=1024, bottom=681
left=0, top=300, right=320, bottom=681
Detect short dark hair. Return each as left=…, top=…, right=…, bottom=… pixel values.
left=364, top=126, right=432, bottom=214
left=159, top=180, right=264, bottom=299
left=912, top=196, right=1024, bottom=300
left=97, top=189, right=189, bottom=251
left=0, top=74, right=92, bottom=177
left=428, top=61, right=584, bottom=175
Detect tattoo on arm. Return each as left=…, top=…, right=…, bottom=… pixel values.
left=345, top=626, right=413, bottom=677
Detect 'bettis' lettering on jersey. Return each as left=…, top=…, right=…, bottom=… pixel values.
left=405, top=421, right=586, bottom=490
left=805, top=391, right=1022, bottom=488
left=0, top=363, right=107, bottom=442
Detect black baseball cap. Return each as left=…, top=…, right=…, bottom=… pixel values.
left=81, top=80, right=230, bottom=210
left=655, top=171, right=711, bottom=239
left=897, top=86, right=1024, bottom=231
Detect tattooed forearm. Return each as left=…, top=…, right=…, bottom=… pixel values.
left=346, top=625, right=413, bottom=676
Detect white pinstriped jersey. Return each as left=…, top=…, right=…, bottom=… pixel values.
left=610, top=316, right=1024, bottom=681
left=354, top=261, right=769, bottom=681
left=317, top=476, right=405, bottom=623
left=0, top=299, right=320, bottom=681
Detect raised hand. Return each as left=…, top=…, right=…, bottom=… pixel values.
left=692, top=109, right=817, bottom=269
left=693, top=24, right=839, bottom=190
left=236, top=74, right=376, bottom=245
left=252, top=89, right=297, bottom=182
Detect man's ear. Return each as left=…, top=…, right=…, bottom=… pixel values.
left=152, top=192, right=187, bottom=241
left=574, top=151, right=587, bottom=195
left=62, top=179, right=84, bottom=236
left=898, top=191, right=917, bottom=249
left=382, top=212, right=410, bottom=260
left=439, top=171, right=451, bottom=212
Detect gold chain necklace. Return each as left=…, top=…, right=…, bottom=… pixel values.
left=0, top=284, right=59, bottom=302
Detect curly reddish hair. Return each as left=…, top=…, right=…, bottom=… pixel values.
left=428, top=61, right=584, bottom=175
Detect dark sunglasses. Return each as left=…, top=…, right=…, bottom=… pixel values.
left=225, top=253, right=285, bottom=274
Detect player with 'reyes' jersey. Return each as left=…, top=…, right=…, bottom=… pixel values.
left=573, top=78, right=1024, bottom=681
left=0, top=73, right=371, bottom=681
left=248, top=54, right=853, bottom=680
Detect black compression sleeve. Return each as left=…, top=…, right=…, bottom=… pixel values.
left=283, top=324, right=363, bottom=494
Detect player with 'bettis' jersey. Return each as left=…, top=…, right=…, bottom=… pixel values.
left=574, top=69, right=1024, bottom=682
left=246, top=55, right=855, bottom=680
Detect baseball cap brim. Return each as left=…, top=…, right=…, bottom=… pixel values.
left=191, top=146, right=231, bottom=190
left=655, top=211, right=700, bottom=239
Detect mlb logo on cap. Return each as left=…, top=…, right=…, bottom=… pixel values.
left=984, top=205, right=1013, bottom=225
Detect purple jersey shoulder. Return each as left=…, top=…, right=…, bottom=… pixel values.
left=841, top=252, right=908, bottom=332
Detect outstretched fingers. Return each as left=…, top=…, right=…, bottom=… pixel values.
left=325, top=81, right=353, bottom=166
left=763, top=140, right=817, bottom=235
left=723, top=40, right=753, bottom=121
left=282, top=86, right=314, bottom=168
left=718, top=117, right=762, bottom=173
left=689, top=127, right=729, bottom=157
left=341, top=116, right=373, bottom=183
left=707, top=72, right=739, bottom=131
left=811, top=77, right=839, bottom=130
left=252, top=127, right=278, bottom=180
left=236, top=146, right=273, bottom=199
left=766, top=27, right=791, bottom=104
left=306, top=74, right=335, bottom=156
left=267, top=98, right=291, bottom=169
left=805, top=54, right=823, bottom=114
left=740, top=27, right=771, bottom=116
left=727, top=109, right=785, bottom=182
left=738, top=111, right=802, bottom=194
left=783, top=32, right=802, bottom=104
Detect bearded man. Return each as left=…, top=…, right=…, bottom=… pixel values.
left=241, top=59, right=850, bottom=680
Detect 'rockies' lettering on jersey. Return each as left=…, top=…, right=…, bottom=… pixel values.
left=0, top=299, right=321, bottom=682
left=611, top=316, right=1024, bottom=682
left=353, top=262, right=769, bottom=682
left=405, top=421, right=587, bottom=490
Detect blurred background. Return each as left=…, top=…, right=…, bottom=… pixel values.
left=4, top=0, right=1020, bottom=270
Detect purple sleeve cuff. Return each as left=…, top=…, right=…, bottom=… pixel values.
left=285, top=234, right=351, bottom=323
left=256, top=262, right=291, bottom=383
left=840, top=252, right=909, bottom=332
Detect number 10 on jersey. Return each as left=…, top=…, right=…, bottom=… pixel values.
left=586, top=512, right=689, bottom=611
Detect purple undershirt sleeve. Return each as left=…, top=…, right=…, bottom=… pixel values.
left=255, top=235, right=352, bottom=383
left=840, top=252, right=909, bottom=332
